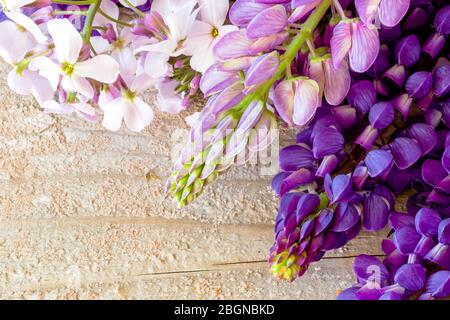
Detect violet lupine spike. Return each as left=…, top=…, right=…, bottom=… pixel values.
left=268, top=0, right=449, bottom=284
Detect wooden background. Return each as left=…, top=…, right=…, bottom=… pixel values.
left=0, top=61, right=384, bottom=299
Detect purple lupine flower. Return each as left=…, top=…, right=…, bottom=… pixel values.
left=423, top=5, right=450, bottom=58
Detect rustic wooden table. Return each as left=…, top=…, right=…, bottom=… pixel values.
left=0, top=62, right=384, bottom=299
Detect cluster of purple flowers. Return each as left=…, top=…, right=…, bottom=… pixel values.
left=338, top=208, right=449, bottom=300
left=264, top=0, right=450, bottom=299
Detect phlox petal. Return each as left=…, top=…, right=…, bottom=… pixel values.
left=199, top=0, right=229, bottom=27
left=5, top=10, right=46, bottom=43
left=47, top=18, right=82, bottom=64
left=124, top=97, right=154, bottom=132
left=75, top=55, right=119, bottom=84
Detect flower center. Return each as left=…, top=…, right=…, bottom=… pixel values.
left=61, top=62, right=75, bottom=76
left=211, top=26, right=219, bottom=38
left=14, top=59, right=30, bottom=76
left=112, top=38, right=125, bottom=51
left=122, top=89, right=136, bottom=102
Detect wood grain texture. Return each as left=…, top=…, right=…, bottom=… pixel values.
left=0, top=61, right=385, bottom=300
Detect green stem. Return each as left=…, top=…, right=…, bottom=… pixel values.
left=54, top=10, right=88, bottom=15
left=82, top=0, right=101, bottom=44
left=235, top=0, right=332, bottom=111
left=98, top=8, right=134, bottom=27
left=52, top=0, right=94, bottom=5
left=122, top=0, right=145, bottom=17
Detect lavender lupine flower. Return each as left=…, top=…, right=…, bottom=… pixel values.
left=166, top=99, right=278, bottom=207
left=355, top=0, right=411, bottom=28
left=330, top=19, right=380, bottom=73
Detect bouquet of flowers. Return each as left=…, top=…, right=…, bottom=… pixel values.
left=0, top=0, right=448, bottom=300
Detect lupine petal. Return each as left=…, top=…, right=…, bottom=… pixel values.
left=435, top=5, right=450, bottom=35
left=347, top=80, right=377, bottom=114
left=415, top=208, right=442, bottom=237
left=313, top=209, right=334, bottom=236
left=313, top=127, right=344, bottom=159
left=390, top=137, right=422, bottom=170
left=236, top=100, right=264, bottom=132
left=213, top=29, right=254, bottom=60
left=324, top=58, right=351, bottom=106
left=273, top=80, right=295, bottom=125
left=425, top=243, right=450, bottom=269
left=279, top=145, right=315, bottom=171
left=424, top=271, right=450, bottom=299
left=421, top=159, right=447, bottom=188
left=395, top=35, right=421, bottom=67
left=389, top=212, right=415, bottom=230
left=405, top=71, right=433, bottom=100
left=443, top=147, right=450, bottom=174
left=362, top=192, right=389, bottom=231
left=394, top=264, right=426, bottom=292
left=330, top=21, right=352, bottom=69
left=229, top=0, right=271, bottom=27
left=331, top=105, right=357, bottom=130
left=407, top=123, right=437, bottom=156
left=378, top=0, right=410, bottom=27
left=292, top=79, right=320, bottom=127
left=245, top=51, right=279, bottom=87
left=246, top=5, right=288, bottom=39
left=434, top=64, right=450, bottom=98
left=355, top=125, right=379, bottom=150
left=330, top=174, right=353, bottom=204
left=296, top=193, right=320, bottom=223
left=279, top=168, right=315, bottom=196
left=369, top=102, right=394, bottom=129
left=353, top=254, right=389, bottom=286
left=355, top=0, right=381, bottom=26
left=394, top=226, right=421, bottom=255
left=365, top=149, right=393, bottom=178
left=200, top=64, right=240, bottom=96
left=438, top=219, right=450, bottom=245
left=349, top=22, right=380, bottom=73
left=331, top=203, right=360, bottom=232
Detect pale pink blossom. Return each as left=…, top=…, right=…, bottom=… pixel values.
left=135, top=0, right=199, bottom=77
left=0, top=0, right=47, bottom=42
left=185, top=0, right=238, bottom=72
left=155, top=79, right=185, bottom=114
left=30, top=19, right=120, bottom=99
left=43, top=96, right=97, bottom=122
left=99, top=74, right=155, bottom=132
left=0, top=20, right=53, bottom=104
left=91, top=28, right=138, bottom=77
